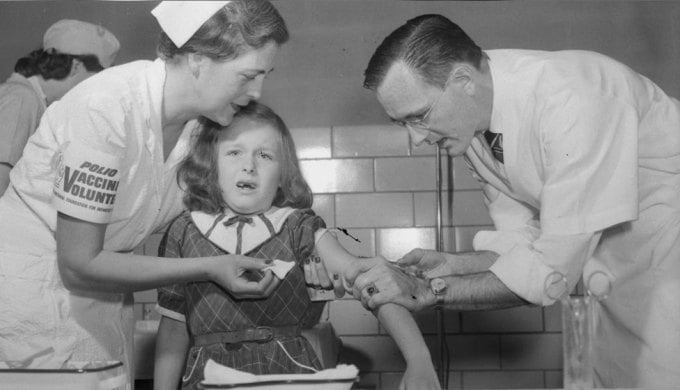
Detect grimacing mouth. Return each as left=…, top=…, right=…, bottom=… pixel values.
left=236, top=180, right=256, bottom=190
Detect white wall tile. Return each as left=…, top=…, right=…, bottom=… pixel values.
left=448, top=334, right=501, bottom=370
left=545, top=370, right=563, bottom=388
left=336, top=193, right=413, bottom=228
left=312, top=193, right=334, bottom=227
left=291, top=127, right=332, bottom=159
left=376, top=227, right=435, bottom=260
left=374, top=156, right=435, bottom=191
left=463, top=370, right=545, bottom=389
left=301, top=159, right=374, bottom=193
left=333, top=125, right=409, bottom=157
left=544, top=303, right=562, bottom=332
left=415, top=191, right=492, bottom=227
left=411, top=308, right=461, bottom=335
left=501, top=334, right=562, bottom=370
left=462, top=306, right=544, bottom=333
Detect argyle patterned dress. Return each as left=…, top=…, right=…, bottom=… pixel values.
left=157, top=208, right=326, bottom=389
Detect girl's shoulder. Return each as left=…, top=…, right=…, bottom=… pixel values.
left=284, top=208, right=325, bottom=232
left=286, top=207, right=318, bottom=222
left=164, top=210, right=197, bottom=236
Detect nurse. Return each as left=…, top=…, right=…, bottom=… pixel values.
left=0, top=19, right=120, bottom=195
left=347, top=14, right=680, bottom=389
left=0, top=0, right=288, bottom=387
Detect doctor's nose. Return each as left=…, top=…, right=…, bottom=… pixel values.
left=407, top=125, right=429, bottom=146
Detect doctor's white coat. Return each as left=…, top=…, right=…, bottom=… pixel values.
left=469, top=49, right=680, bottom=388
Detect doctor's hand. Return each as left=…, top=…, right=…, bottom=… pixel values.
left=398, top=248, right=453, bottom=279
left=400, top=248, right=498, bottom=277
left=345, top=257, right=431, bottom=312
left=210, top=255, right=279, bottom=299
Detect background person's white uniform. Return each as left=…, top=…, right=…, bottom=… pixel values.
left=0, top=59, right=194, bottom=385
left=467, top=49, right=680, bottom=388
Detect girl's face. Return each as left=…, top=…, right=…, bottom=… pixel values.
left=194, top=42, right=279, bottom=126
left=216, top=118, right=282, bottom=215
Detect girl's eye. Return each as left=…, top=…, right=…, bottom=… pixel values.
left=258, top=151, right=273, bottom=160
left=226, top=150, right=240, bottom=156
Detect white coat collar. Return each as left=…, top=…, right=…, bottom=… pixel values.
left=25, top=75, right=47, bottom=106
left=190, top=207, right=296, bottom=254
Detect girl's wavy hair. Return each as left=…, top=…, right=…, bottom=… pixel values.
left=178, top=102, right=313, bottom=214
left=14, top=49, right=104, bottom=79
left=157, top=0, right=289, bottom=62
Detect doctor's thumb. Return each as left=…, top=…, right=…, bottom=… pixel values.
left=396, top=248, right=425, bottom=266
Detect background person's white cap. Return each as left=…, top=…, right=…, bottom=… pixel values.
left=152, top=1, right=231, bottom=48
left=43, top=19, right=120, bottom=68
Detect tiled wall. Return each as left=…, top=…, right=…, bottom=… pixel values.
left=133, top=124, right=563, bottom=389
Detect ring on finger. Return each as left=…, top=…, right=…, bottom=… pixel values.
left=366, top=284, right=379, bottom=296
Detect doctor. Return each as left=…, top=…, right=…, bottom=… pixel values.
left=0, top=1, right=288, bottom=387
left=347, top=14, right=680, bottom=389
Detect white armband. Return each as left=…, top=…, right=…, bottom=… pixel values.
left=52, top=142, right=123, bottom=224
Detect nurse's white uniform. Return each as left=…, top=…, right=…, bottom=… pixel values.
left=469, top=50, right=680, bottom=388
left=0, top=59, right=194, bottom=386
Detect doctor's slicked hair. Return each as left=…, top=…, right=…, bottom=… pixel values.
left=364, top=14, right=483, bottom=90
left=157, top=0, right=289, bottom=62
left=178, top=102, right=313, bottom=214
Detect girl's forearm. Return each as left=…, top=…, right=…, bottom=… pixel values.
left=376, top=303, right=432, bottom=363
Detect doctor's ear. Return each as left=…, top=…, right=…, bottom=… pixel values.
left=451, top=64, right=476, bottom=95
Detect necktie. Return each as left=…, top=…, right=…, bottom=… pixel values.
left=484, top=130, right=504, bottom=163
left=223, top=215, right=254, bottom=254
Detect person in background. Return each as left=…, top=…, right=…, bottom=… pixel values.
left=346, top=14, right=680, bottom=389
left=0, top=1, right=290, bottom=388
left=0, top=19, right=120, bottom=195
left=153, top=102, right=439, bottom=390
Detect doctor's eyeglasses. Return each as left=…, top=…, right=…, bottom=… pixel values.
left=392, top=72, right=453, bottom=131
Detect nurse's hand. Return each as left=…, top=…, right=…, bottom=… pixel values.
left=210, top=255, right=279, bottom=299
left=303, top=255, right=346, bottom=298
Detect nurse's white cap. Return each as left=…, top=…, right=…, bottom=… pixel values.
left=43, top=19, right=120, bottom=68
left=152, top=1, right=231, bottom=48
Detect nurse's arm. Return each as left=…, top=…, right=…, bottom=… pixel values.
left=56, top=212, right=278, bottom=296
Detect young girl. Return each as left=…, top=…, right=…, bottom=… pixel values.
left=153, top=102, right=440, bottom=390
